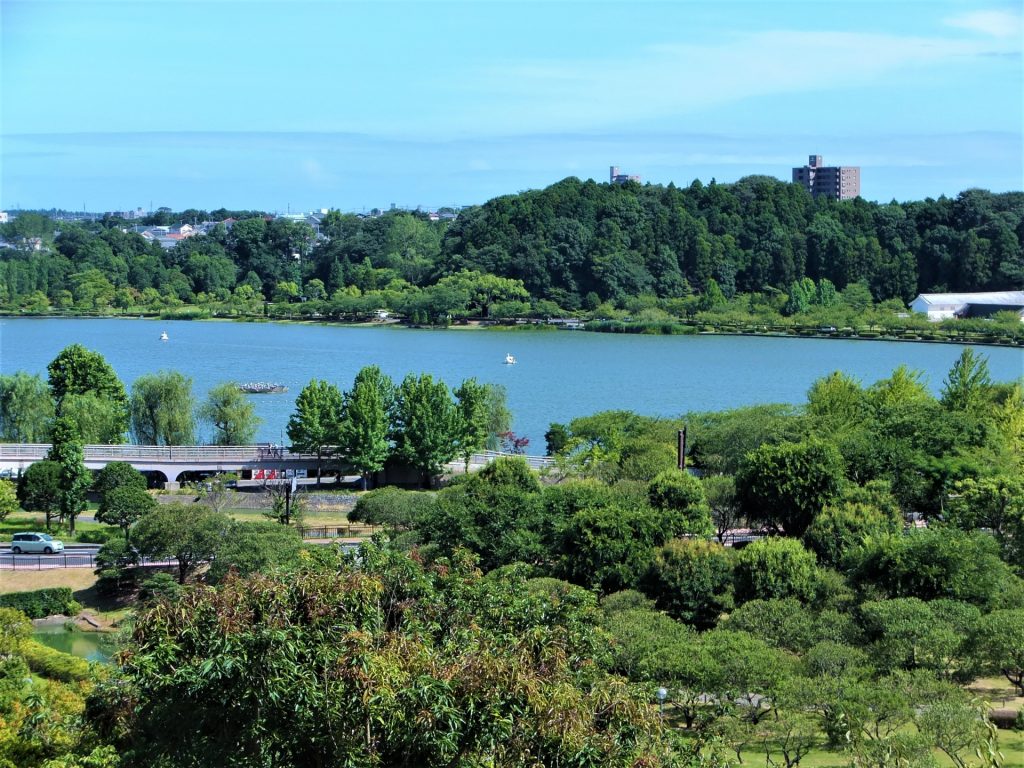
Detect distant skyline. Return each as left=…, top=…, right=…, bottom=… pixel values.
left=2, top=0, right=1021, bottom=213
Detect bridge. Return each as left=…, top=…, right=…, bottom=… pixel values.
left=0, top=444, right=555, bottom=487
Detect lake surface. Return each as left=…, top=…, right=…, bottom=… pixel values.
left=1, top=318, right=1021, bottom=448
left=33, top=624, right=115, bottom=663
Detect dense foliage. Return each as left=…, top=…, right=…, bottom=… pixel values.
left=2, top=180, right=1021, bottom=323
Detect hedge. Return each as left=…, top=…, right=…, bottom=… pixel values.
left=0, top=588, right=81, bottom=619
left=19, top=638, right=94, bottom=682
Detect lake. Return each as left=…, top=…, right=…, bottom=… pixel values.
left=1, top=318, right=1021, bottom=448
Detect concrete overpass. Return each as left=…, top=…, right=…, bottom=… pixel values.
left=0, top=444, right=555, bottom=487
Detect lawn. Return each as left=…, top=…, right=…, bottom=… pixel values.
left=1, top=510, right=115, bottom=543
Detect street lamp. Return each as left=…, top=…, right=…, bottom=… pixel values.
left=656, top=687, right=668, bottom=720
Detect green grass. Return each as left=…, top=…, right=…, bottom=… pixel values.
left=1, top=511, right=115, bottom=543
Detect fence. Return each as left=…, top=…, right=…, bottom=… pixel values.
left=0, top=553, right=176, bottom=571
left=296, top=523, right=379, bottom=540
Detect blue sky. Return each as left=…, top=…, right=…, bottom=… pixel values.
left=1, top=0, right=1021, bottom=213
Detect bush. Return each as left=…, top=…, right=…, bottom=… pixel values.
left=19, top=638, right=94, bottom=682
left=0, top=588, right=81, bottom=619
left=139, top=572, right=182, bottom=602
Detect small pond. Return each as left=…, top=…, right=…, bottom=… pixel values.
left=32, top=624, right=117, bottom=664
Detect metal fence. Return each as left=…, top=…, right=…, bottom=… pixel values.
left=0, top=554, right=177, bottom=570
left=296, top=523, right=379, bottom=540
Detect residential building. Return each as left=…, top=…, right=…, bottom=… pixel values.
left=610, top=166, right=641, bottom=185
left=909, top=291, right=1024, bottom=322
left=792, top=155, right=860, bottom=200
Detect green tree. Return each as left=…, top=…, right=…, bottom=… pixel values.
left=129, top=371, right=196, bottom=445
left=44, top=416, right=91, bottom=534
left=132, top=503, right=231, bottom=583
left=349, top=486, right=435, bottom=532
left=945, top=474, right=1024, bottom=566
left=96, top=486, right=155, bottom=544
left=46, top=344, right=128, bottom=433
left=93, top=460, right=147, bottom=499
left=647, top=468, right=714, bottom=537
left=645, top=538, right=733, bottom=629
left=970, top=609, right=1024, bottom=695
left=454, top=378, right=489, bottom=471
left=802, top=500, right=900, bottom=569
left=205, top=520, right=304, bottom=583
left=339, top=366, right=393, bottom=487
left=736, top=439, right=846, bottom=537
left=16, top=460, right=62, bottom=530
left=941, top=348, right=992, bottom=413
left=392, top=373, right=460, bottom=486
left=0, top=479, right=17, bottom=522
left=200, top=382, right=261, bottom=445
left=287, top=379, right=344, bottom=485
left=703, top=474, right=741, bottom=543
left=0, top=372, right=54, bottom=443
left=733, top=537, right=819, bottom=605
left=89, top=546, right=671, bottom=767
left=60, top=391, right=128, bottom=443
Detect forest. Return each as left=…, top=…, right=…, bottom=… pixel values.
left=1, top=179, right=1022, bottom=328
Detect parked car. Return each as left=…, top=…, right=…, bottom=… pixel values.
left=10, top=532, right=65, bottom=555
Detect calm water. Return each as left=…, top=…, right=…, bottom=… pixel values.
left=1, top=318, right=1021, bottom=448
left=32, top=625, right=115, bottom=663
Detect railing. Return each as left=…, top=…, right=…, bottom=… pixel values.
left=0, top=553, right=177, bottom=570
left=0, top=444, right=315, bottom=462
left=296, top=523, right=379, bottom=540
left=458, top=451, right=556, bottom=470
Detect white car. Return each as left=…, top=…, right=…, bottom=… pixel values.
left=10, top=532, right=65, bottom=555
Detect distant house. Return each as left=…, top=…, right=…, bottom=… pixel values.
left=910, top=291, right=1024, bottom=322
left=168, top=223, right=193, bottom=236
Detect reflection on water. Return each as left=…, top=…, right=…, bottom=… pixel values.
left=32, top=625, right=116, bottom=664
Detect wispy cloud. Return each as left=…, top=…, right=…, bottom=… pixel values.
left=450, top=26, right=1021, bottom=135
left=944, top=9, right=1022, bottom=38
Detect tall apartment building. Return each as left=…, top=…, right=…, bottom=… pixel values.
left=792, top=155, right=860, bottom=200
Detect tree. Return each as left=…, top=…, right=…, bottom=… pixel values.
left=802, top=500, right=900, bottom=569
left=970, top=609, right=1024, bottom=695
left=945, top=474, right=1024, bottom=567
left=132, top=504, right=231, bottom=583
left=200, top=382, right=261, bottom=445
left=0, top=372, right=53, bottom=442
left=339, top=366, right=393, bottom=487
left=645, top=538, right=734, bottom=629
left=0, top=479, right=17, bottom=522
left=454, top=378, right=489, bottom=470
left=89, top=546, right=671, bottom=767
left=647, top=468, right=714, bottom=537
left=17, top=460, right=62, bottom=530
left=205, top=521, right=303, bottom=583
left=941, top=348, right=992, bottom=412
left=45, top=416, right=91, bottom=534
left=733, top=537, right=819, bottom=605
left=392, top=373, right=460, bottom=486
left=702, top=474, right=741, bottom=543
left=735, top=439, right=846, bottom=537
left=129, top=371, right=196, bottom=445
left=46, top=344, right=128, bottom=436
left=286, top=379, right=344, bottom=485
left=96, top=486, right=155, bottom=544
left=93, top=461, right=147, bottom=500
left=61, top=391, right=129, bottom=443
left=483, top=383, right=512, bottom=451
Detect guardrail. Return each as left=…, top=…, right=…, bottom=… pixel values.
left=0, top=554, right=177, bottom=570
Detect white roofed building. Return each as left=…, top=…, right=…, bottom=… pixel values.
left=910, top=291, right=1024, bottom=322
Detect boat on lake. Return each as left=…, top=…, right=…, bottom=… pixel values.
left=504, top=353, right=517, bottom=365
left=238, top=382, right=288, bottom=394
left=159, top=331, right=169, bottom=341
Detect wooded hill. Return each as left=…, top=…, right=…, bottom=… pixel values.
left=1, top=177, right=1021, bottom=314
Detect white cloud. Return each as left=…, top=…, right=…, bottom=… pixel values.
left=944, top=9, right=1023, bottom=38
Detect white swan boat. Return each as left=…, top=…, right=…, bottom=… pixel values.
left=159, top=331, right=169, bottom=341
left=504, top=353, right=516, bottom=365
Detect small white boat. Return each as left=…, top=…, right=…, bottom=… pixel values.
left=504, top=353, right=516, bottom=365
left=159, top=331, right=169, bottom=341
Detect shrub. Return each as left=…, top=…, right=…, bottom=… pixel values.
left=19, top=638, right=94, bottom=682
left=0, top=588, right=81, bottom=619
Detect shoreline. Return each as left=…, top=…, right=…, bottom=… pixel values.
left=3, top=311, right=1021, bottom=349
